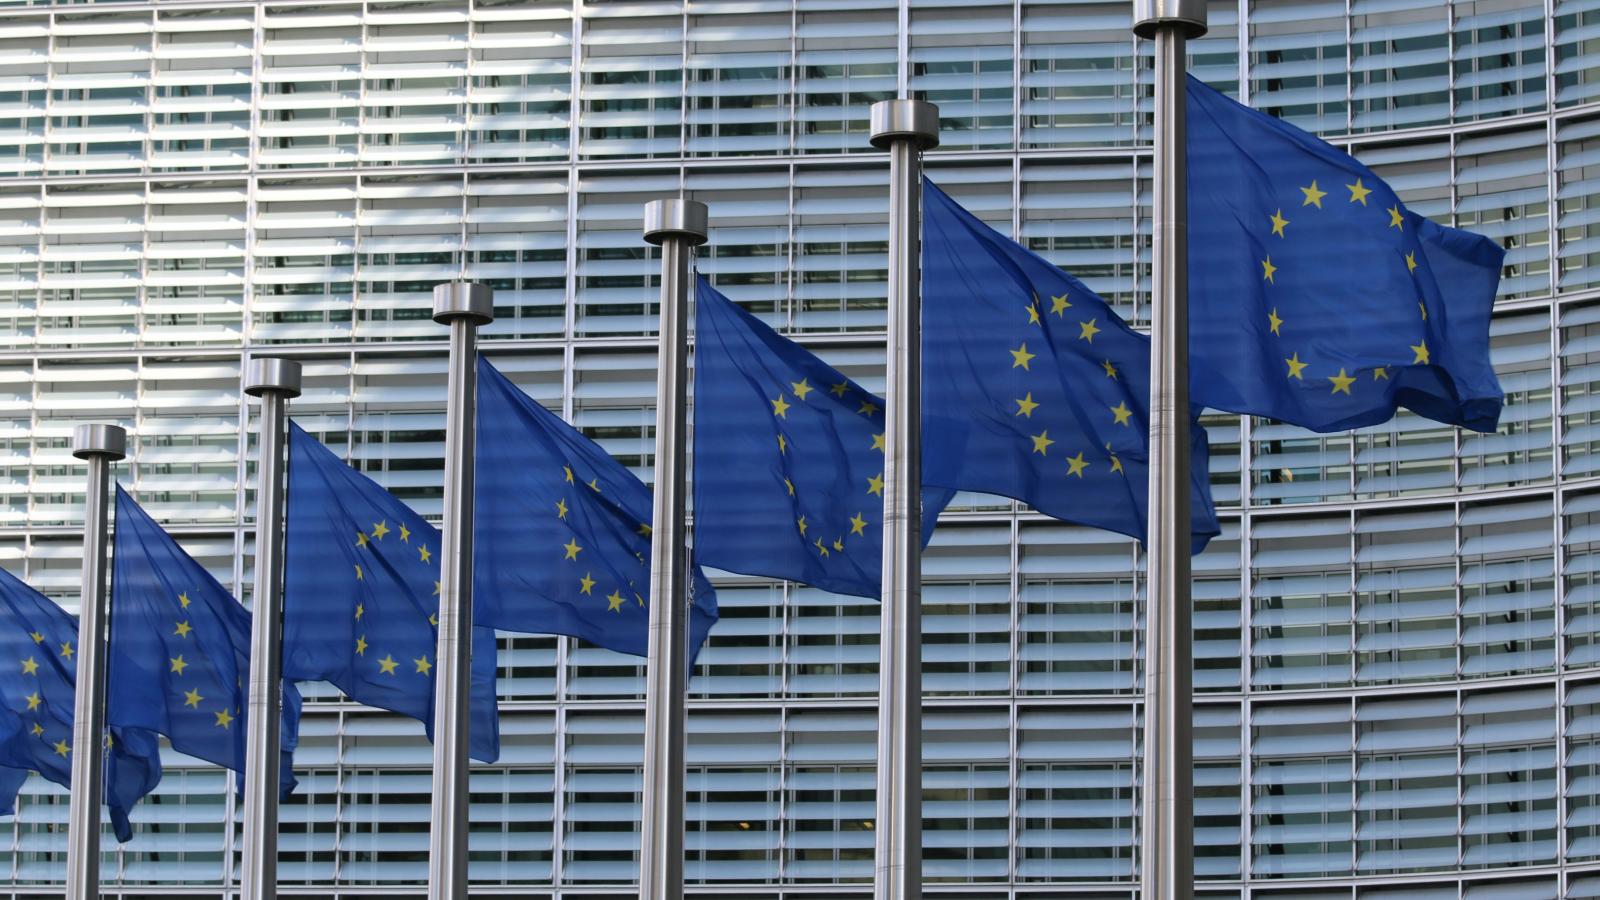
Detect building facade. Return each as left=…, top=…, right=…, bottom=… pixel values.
left=0, top=0, right=1591, bottom=896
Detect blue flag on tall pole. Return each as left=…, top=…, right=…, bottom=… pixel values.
left=694, top=276, right=954, bottom=598
left=108, top=487, right=301, bottom=798
left=475, top=357, right=719, bottom=660
left=0, top=566, right=161, bottom=841
left=283, top=423, right=500, bottom=762
left=1186, top=75, right=1505, bottom=433
left=920, top=178, right=1221, bottom=551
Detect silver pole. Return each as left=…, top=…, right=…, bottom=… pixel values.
left=1133, top=4, right=1206, bottom=900
left=867, top=99, right=938, bottom=900
left=64, top=423, right=127, bottom=900
left=427, top=282, right=494, bottom=900
left=638, top=197, right=707, bottom=900
left=239, top=357, right=303, bottom=900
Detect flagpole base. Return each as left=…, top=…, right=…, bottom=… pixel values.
left=72, top=424, right=126, bottom=461
left=1132, top=0, right=1207, bottom=38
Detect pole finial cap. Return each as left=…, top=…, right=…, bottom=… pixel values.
left=433, top=282, right=494, bottom=326
left=643, top=199, right=708, bottom=246
left=72, top=424, right=126, bottom=461
left=869, top=99, right=940, bottom=150
left=1132, top=0, right=1208, bottom=39
left=244, top=357, right=303, bottom=399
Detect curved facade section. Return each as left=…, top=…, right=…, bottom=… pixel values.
left=0, top=0, right=1591, bottom=897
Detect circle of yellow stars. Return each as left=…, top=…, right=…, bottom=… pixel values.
left=1009, top=292, right=1127, bottom=479
left=351, top=518, right=440, bottom=678
left=770, top=374, right=878, bottom=561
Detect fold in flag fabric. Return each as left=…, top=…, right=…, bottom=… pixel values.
left=1187, top=74, right=1505, bottom=433
left=284, top=423, right=500, bottom=762
left=921, top=178, right=1221, bottom=552
left=0, top=565, right=160, bottom=841
left=109, top=487, right=301, bottom=800
left=475, top=357, right=719, bottom=662
left=694, top=275, right=953, bottom=598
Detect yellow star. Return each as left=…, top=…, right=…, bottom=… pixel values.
left=399, top=524, right=411, bottom=543
left=1078, top=319, right=1102, bottom=343
left=1419, top=301, right=1427, bottom=322
left=183, top=688, right=203, bottom=708
left=1030, top=430, right=1055, bottom=456
left=173, top=620, right=192, bottom=638
left=1014, top=392, right=1039, bottom=417
left=1347, top=178, right=1372, bottom=206
left=867, top=473, right=884, bottom=496
left=637, top=522, right=652, bottom=537
left=1102, top=359, right=1117, bottom=379
left=606, top=590, right=626, bottom=613
left=414, top=654, right=433, bottom=675
left=871, top=432, right=886, bottom=452
left=797, top=516, right=808, bottom=536
left=58, top=642, right=72, bottom=660
left=783, top=477, right=795, bottom=496
left=635, top=592, right=645, bottom=608
left=1374, top=366, right=1390, bottom=380
left=355, top=531, right=368, bottom=548
left=556, top=498, right=568, bottom=519
left=1026, top=302, right=1040, bottom=325
left=813, top=538, right=830, bottom=558
left=1268, top=308, right=1283, bottom=335
left=355, top=635, right=368, bottom=655
left=564, top=465, right=574, bottom=483
left=1065, top=452, right=1089, bottom=478
left=21, top=656, right=37, bottom=675
left=354, top=564, right=363, bottom=581
left=419, top=545, right=432, bottom=564
left=563, top=538, right=582, bottom=561
left=29, top=723, right=41, bottom=736
left=1300, top=180, right=1326, bottom=208
left=170, top=655, right=188, bottom=675
left=371, top=521, right=390, bottom=540
left=214, top=709, right=233, bottom=729
left=178, top=592, right=191, bottom=609
left=1050, top=294, right=1071, bottom=316
left=830, top=381, right=850, bottom=398
left=1329, top=368, right=1356, bottom=395
left=858, top=399, right=880, bottom=416
left=777, top=433, right=789, bottom=455
left=433, top=581, right=441, bottom=596
left=1285, top=353, right=1308, bottom=380
left=849, top=513, right=867, bottom=536
left=24, top=691, right=39, bottom=711
left=579, top=573, right=596, bottom=595
left=1406, top=251, right=1417, bottom=273
left=792, top=378, right=813, bottom=400
left=1411, top=340, right=1430, bottom=364
left=378, top=654, right=398, bottom=675
left=1261, top=256, right=1277, bottom=284
left=771, top=394, right=791, bottom=418
left=1009, top=343, right=1036, bottom=370
left=832, top=538, right=844, bottom=552
left=588, top=477, right=602, bottom=493
left=429, top=613, right=438, bottom=626
left=1269, top=209, right=1289, bottom=237
left=355, top=603, right=364, bottom=621
left=53, top=739, right=68, bottom=757
left=1387, top=205, right=1404, bottom=229
left=1110, top=402, right=1132, bottom=426
left=28, top=631, right=41, bottom=644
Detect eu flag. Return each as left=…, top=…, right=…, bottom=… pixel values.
left=475, top=357, right=719, bottom=660
left=0, top=565, right=161, bottom=841
left=108, top=487, right=301, bottom=799
left=1187, top=75, right=1505, bottom=433
left=694, top=276, right=953, bottom=598
left=921, top=178, right=1221, bottom=551
left=284, top=423, right=500, bottom=762
left=0, top=766, right=26, bottom=816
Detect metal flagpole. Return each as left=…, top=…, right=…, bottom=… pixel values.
left=427, top=282, right=494, bottom=900
left=239, top=358, right=303, bottom=900
left=867, top=99, right=938, bottom=900
left=638, top=198, right=707, bottom=900
left=1133, top=3, right=1206, bottom=900
left=65, top=423, right=127, bottom=900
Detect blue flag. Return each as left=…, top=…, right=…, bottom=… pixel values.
left=475, top=357, right=719, bottom=660
left=0, top=566, right=161, bottom=841
left=1187, top=75, right=1505, bottom=433
left=108, top=487, right=301, bottom=799
left=694, top=276, right=954, bottom=598
left=921, top=178, right=1220, bottom=551
left=0, top=765, right=26, bottom=815
left=284, top=423, right=500, bottom=762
